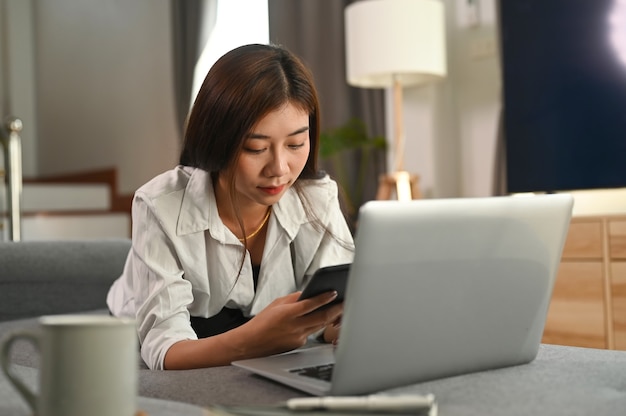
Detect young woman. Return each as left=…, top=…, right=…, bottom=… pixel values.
left=107, top=44, right=355, bottom=370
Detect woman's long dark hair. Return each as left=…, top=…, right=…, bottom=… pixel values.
left=180, top=43, right=322, bottom=180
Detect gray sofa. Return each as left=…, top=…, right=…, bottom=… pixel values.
left=1, top=239, right=626, bottom=416
left=0, top=239, right=131, bottom=322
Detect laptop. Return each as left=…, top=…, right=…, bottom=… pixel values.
left=233, top=194, right=574, bottom=396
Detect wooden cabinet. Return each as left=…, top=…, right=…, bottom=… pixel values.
left=612, top=263, right=626, bottom=349
left=543, top=215, right=626, bottom=350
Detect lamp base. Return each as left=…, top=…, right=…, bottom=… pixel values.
left=376, top=171, right=421, bottom=202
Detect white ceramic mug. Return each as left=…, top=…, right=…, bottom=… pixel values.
left=1, top=314, right=138, bottom=416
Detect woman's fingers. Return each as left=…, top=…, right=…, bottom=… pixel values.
left=246, top=292, right=343, bottom=355
left=293, top=290, right=339, bottom=315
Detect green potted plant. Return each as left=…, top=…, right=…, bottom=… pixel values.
left=319, top=118, right=386, bottom=229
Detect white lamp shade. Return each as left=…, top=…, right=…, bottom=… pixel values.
left=345, top=0, right=447, bottom=88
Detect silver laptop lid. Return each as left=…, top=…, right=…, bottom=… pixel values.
left=330, top=194, right=573, bottom=395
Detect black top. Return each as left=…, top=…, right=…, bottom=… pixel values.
left=190, top=264, right=261, bottom=338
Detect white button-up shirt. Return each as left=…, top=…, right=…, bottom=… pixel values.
left=107, top=166, right=355, bottom=370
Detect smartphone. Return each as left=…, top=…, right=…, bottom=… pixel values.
left=298, top=263, right=351, bottom=310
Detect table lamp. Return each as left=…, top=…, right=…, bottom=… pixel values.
left=345, top=0, right=447, bottom=201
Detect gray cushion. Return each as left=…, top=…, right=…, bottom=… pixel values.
left=0, top=239, right=131, bottom=321
left=0, top=364, right=208, bottom=416
left=3, top=316, right=626, bottom=414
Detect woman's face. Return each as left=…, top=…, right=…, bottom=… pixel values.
left=221, top=102, right=311, bottom=208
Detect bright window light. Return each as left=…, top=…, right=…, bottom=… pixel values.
left=191, top=0, right=269, bottom=106
left=609, top=0, right=626, bottom=67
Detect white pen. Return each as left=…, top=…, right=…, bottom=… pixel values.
left=285, top=393, right=436, bottom=413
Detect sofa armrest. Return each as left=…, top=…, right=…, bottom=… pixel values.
left=0, top=239, right=131, bottom=321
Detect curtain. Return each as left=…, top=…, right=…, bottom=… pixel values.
left=268, top=0, right=384, bottom=134
left=492, top=108, right=507, bottom=196
left=268, top=0, right=386, bottom=223
left=170, top=0, right=216, bottom=138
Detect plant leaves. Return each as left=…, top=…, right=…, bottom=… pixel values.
left=319, top=118, right=386, bottom=158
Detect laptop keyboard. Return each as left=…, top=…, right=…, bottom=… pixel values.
left=289, top=363, right=334, bottom=381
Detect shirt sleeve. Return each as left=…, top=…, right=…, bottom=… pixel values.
left=127, top=192, right=198, bottom=370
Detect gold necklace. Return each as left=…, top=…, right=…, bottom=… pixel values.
left=238, top=207, right=272, bottom=242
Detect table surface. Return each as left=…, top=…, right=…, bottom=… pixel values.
left=140, top=343, right=626, bottom=416
left=3, top=343, right=626, bottom=416
left=0, top=365, right=210, bottom=416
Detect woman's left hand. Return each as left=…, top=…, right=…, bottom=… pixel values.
left=322, top=319, right=341, bottom=344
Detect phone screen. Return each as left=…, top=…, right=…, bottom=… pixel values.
left=298, top=263, right=351, bottom=309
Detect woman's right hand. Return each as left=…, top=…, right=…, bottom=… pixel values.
left=231, top=291, right=343, bottom=358
left=163, top=291, right=342, bottom=370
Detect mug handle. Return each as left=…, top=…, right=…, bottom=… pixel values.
left=0, top=330, right=39, bottom=412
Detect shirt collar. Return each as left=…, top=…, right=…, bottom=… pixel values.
left=272, top=185, right=307, bottom=240
left=175, top=167, right=307, bottom=241
left=176, top=168, right=215, bottom=237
